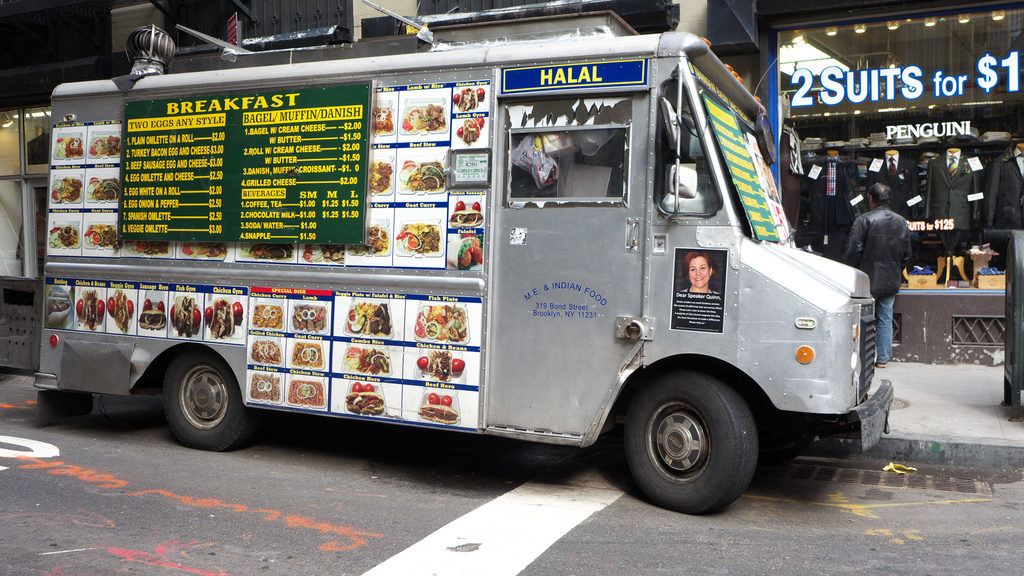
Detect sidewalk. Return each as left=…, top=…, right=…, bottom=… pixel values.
left=827, top=362, right=1024, bottom=468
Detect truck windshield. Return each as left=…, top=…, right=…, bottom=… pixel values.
left=695, top=81, right=791, bottom=243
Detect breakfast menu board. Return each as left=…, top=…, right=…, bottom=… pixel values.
left=120, top=84, right=371, bottom=244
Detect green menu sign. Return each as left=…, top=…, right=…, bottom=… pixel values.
left=701, top=93, right=780, bottom=243
left=120, top=84, right=370, bottom=243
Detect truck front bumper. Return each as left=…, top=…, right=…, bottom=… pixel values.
left=848, top=379, right=893, bottom=451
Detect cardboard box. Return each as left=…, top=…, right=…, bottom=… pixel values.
left=975, top=275, right=1006, bottom=290
left=905, top=274, right=938, bottom=289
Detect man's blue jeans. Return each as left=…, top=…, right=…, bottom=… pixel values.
left=875, top=294, right=896, bottom=364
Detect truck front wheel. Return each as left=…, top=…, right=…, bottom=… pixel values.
left=164, top=351, right=259, bottom=451
left=625, top=372, right=758, bottom=514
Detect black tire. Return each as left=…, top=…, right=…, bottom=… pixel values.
left=163, top=350, right=260, bottom=451
left=625, top=372, right=758, bottom=514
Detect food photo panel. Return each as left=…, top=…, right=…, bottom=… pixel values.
left=122, top=240, right=174, bottom=259
left=51, top=126, right=87, bottom=166
left=287, top=337, right=329, bottom=373
left=248, top=334, right=286, bottom=368
left=168, top=290, right=205, bottom=340
left=285, top=374, right=328, bottom=411
left=447, top=194, right=484, bottom=230
left=247, top=370, right=284, bottom=405
left=43, top=284, right=74, bottom=330
left=369, top=148, right=397, bottom=201
left=86, top=123, right=122, bottom=163
left=393, top=206, right=447, bottom=269
left=178, top=242, right=231, bottom=262
left=405, top=348, right=479, bottom=385
left=73, top=285, right=106, bottom=333
left=397, top=88, right=451, bottom=144
left=81, top=211, right=119, bottom=257
left=299, top=243, right=346, bottom=266
left=395, top=147, right=448, bottom=197
left=333, top=342, right=401, bottom=379
left=404, top=387, right=478, bottom=429
left=83, top=167, right=120, bottom=208
left=137, top=289, right=169, bottom=337
left=249, top=297, right=287, bottom=333
left=330, top=378, right=401, bottom=419
left=405, top=299, right=483, bottom=347
left=446, top=232, right=484, bottom=272
left=451, top=115, right=488, bottom=150
left=335, top=295, right=403, bottom=341
left=203, top=294, right=248, bottom=345
left=49, top=168, right=84, bottom=207
left=345, top=216, right=393, bottom=267
left=236, top=243, right=297, bottom=264
left=288, top=299, right=332, bottom=336
left=104, top=285, right=138, bottom=336
left=371, top=91, right=398, bottom=145
left=46, top=212, right=83, bottom=257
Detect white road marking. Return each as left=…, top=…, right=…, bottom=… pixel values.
left=361, top=471, right=622, bottom=576
left=0, top=435, right=60, bottom=460
left=40, top=547, right=96, bottom=556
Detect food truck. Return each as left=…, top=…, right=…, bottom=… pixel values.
left=35, top=22, right=892, bottom=514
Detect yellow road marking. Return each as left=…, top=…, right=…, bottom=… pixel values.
left=744, top=491, right=991, bottom=519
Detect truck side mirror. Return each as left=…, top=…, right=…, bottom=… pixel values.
left=660, top=162, right=699, bottom=213
left=660, top=97, right=680, bottom=151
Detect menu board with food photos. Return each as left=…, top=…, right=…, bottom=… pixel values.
left=43, top=277, right=248, bottom=345
left=241, top=287, right=483, bottom=430
left=47, top=122, right=123, bottom=258
left=119, top=84, right=371, bottom=244
left=368, top=80, right=491, bottom=271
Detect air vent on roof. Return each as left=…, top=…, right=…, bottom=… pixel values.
left=126, top=25, right=176, bottom=79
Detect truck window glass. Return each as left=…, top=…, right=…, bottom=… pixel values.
left=656, top=79, right=718, bottom=216
left=505, top=98, right=630, bottom=204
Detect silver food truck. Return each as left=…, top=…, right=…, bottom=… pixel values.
left=34, top=23, right=892, bottom=514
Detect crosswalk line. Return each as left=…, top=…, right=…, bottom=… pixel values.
left=361, top=472, right=623, bottom=576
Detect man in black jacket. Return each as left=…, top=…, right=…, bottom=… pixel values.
left=843, top=183, right=912, bottom=368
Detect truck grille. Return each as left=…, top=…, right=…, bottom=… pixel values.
left=859, top=302, right=876, bottom=401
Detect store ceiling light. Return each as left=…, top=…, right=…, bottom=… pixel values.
left=887, top=21, right=899, bottom=30
left=992, top=10, right=1005, bottom=21
left=854, top=23, right=867, bottom=33
left=958, top=14, right=971, bottom=24
left=792, top=32, right=806, bottom=45
left=825, top=26, right=838, bottom=36
left=924, top=17, right=937, bottom=27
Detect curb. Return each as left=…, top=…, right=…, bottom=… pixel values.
left=807, top=432, right=1024, bottom=470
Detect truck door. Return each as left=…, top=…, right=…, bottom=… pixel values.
left=0, top=179, right=45, bottom=371
left=487, top=96, right=646, bottom=437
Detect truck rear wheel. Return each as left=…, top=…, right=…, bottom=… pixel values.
left=625, top=372, right=758, bottom=514
left=164, top=350, right=259, bottom=451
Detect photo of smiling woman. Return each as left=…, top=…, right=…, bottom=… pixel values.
left=671, top=248, right=727, bottom=332
left=684, top=251, right=718, bottom=294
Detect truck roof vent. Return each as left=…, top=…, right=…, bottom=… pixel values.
left=126, top=25, right=176, bottom=79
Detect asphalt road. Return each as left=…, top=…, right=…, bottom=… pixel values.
left=2, top=373, right=1023, bottom=576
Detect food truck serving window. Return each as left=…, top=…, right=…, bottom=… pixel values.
left=505, top=98, right=630, bottom=204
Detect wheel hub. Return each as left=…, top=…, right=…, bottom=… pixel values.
left=650, top=403, right=708, bottom=475
left=180, top=366, right=228, bottom=430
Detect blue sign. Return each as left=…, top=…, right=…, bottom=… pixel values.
left=501, top=59, right=648, bottom=95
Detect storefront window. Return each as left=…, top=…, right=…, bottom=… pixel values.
left=24, top=107, right=52, bottom=174
left=0, top=180, right=24, bottom=276
left=0, top=109, right=21, bottom=175
left=776, top=9, right=1024, bottom=286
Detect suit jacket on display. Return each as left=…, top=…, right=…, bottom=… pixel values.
left=984, top=151, right=1024, bottom=229
left=866, top=155, right=919, bottom=218
left=925, top=155, right=981, bottom=229
left=806, top=158, right=857, bottom=231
